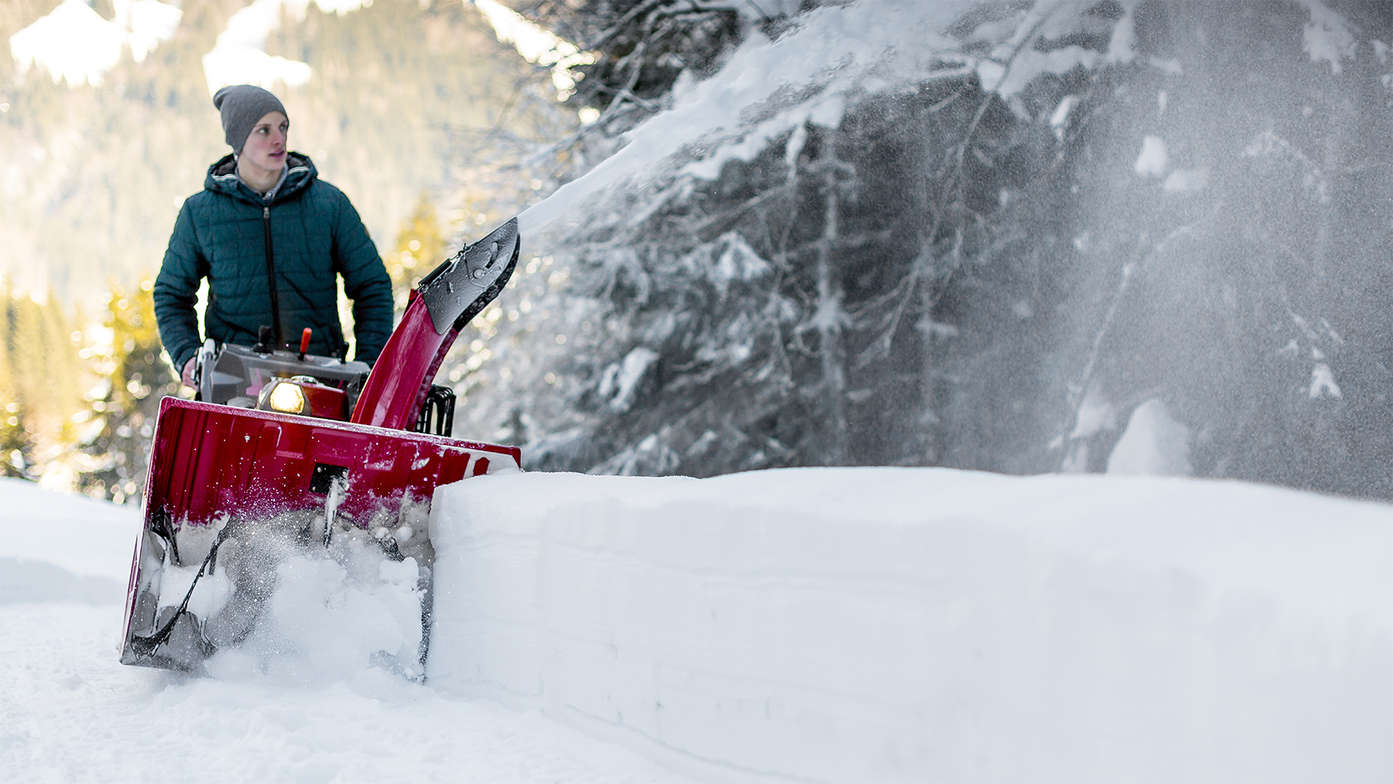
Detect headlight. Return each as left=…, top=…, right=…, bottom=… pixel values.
left=266, top=380, right=307, bottom=414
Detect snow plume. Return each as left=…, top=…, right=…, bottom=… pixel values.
left=1038, top=0, right=1385, bottom=487
left=518, top=0, right=978, bottom=240
left=505, top=0, right=1393, bottom=491
left=154, top=511, right=432, bottom=685
left=517, top=0, right=1142, bottom=238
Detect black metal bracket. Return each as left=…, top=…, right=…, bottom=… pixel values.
left=417, top=385, right=456, bottom=437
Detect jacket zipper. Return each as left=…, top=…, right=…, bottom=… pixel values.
left=262, top=205, right=283, bottom=348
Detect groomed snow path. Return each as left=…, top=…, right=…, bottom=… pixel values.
left=0, top=478, right=694, bottom=784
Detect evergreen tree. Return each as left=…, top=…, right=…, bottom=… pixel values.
left=77, top=280, right=176, bottom=504
left=385, top=193, right=447, bottom=303
left=459, top=0, right=1393, bottom=501
left=0, top=284, right=31, bottom=478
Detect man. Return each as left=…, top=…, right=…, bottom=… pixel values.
left=153, top=84, right=393, bottom=386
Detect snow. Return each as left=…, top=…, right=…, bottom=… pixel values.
left=1049, top=95, right=1080, bottom=140
left=598, top=346, right=660, bottom=412
left=1067, top=384, right=1116, bottom=441
left=7, top=465, right=1391, bottom=782
left=9, top=0, right=180, bottom=87
left=981, top=44, right=1099, bottom=102
left=1134, top=134, right=1169, bottom=177
left=119, top=0, right=182, bottom=61
left=429, top=468, right=1393, bottom=783
left=202, top=0, right=317, bottom=93
left=1298, top=0, right=1359, bottom=74
left=0, top=478, right=694, bottom=784
left=1107, top=398, right=1192, bottom=476
left=1163, top=167, right=1209, bottom=193
left=1309, top=361, right=1342, bottom=399
left=201, top=538, right=427, bottom=682
left=7, top=0, right=361, bottom=94
left=517, top=0, right=979, bottom=241
left=6, top=0, right=1393, bottom=778
left=471, top=0, right=593, bottom=99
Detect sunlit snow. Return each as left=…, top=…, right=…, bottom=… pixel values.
left=471, top=0, right=593, bottom=99
left=201, top=0, right=356, bottom=93
left=9, top=0, right=181, bottom=87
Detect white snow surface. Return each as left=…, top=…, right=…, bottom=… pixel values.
left=0, top=477, right=691, bottom=784
left=1107, top=398, right=1192, bottom=476
left=5, top=467, right=1391, bottom=782
left=9, top=0, right=181, bottom=87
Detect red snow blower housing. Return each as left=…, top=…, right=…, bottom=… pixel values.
left=119, top=219, right=522, bottom=677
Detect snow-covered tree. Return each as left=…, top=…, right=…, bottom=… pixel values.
left=455, top=0, right=1393, bottom=500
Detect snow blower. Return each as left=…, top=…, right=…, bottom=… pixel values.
left=119, top=219, right=522, bottom=678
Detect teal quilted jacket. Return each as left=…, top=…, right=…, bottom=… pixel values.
left=153, top=152, right=393, bottom=370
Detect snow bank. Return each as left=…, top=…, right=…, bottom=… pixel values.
left=0, top=477, right=137, bottom=605
left=429, top=468, right=1393, bottom=783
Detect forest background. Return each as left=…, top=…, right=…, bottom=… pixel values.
left=5, top=0, right=1393, bottom=507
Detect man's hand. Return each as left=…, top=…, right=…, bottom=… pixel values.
left=181, top=357, right=197, bottom=388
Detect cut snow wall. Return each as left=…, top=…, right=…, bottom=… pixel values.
left=428, top=468, right=1393, bottom=784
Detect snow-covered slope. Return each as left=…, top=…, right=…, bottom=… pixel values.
left=3, top=471, right=1390, bottom=783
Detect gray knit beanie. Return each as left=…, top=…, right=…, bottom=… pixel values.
left=212, top=84, right=287, bottom=154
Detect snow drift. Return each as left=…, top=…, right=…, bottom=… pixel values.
left=428, top=468, right=1393, bottom=783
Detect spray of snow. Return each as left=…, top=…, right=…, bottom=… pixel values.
left=517, top=0, right=978, bottom=241
left=147, top=513, right=428, bottom=684
left=204, top=533, right=427, bottom=684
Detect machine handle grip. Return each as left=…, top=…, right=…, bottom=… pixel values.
left=299, top=328, right=312, bottom=359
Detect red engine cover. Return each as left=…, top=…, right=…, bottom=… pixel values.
left=144, top=397, right=519, bottom=529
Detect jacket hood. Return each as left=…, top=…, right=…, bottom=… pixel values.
left=204, top=151, right=317, bottom=205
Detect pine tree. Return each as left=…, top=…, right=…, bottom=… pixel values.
left=385, top=193, right=447, bottom=304
left=77, top=280, right=176, bottom=504
left=0, top=284, right=30, bottom=478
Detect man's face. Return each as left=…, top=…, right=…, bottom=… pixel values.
left=241, top=111, right=288, bottom=174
